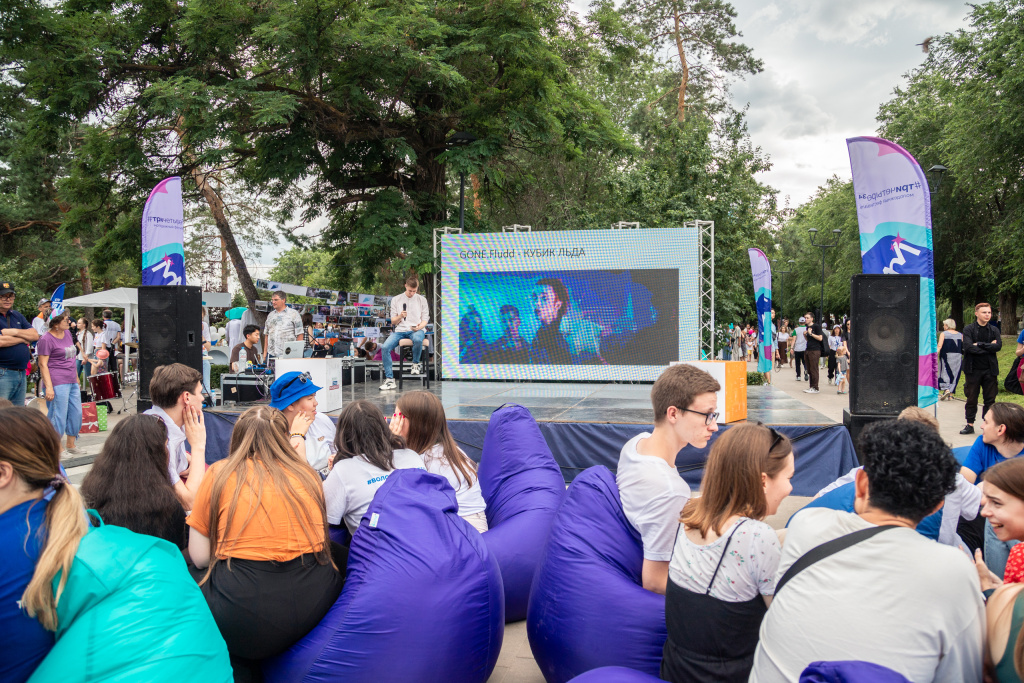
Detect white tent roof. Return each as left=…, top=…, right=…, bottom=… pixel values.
left=62, top=287, right=139, bottom=308
left=62, top=288, right=231, bottom=308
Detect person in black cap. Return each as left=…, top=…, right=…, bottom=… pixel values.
left=0, top=281, right=39, bottom=407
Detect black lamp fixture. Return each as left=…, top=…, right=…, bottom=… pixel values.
left=926, top=164, right=947, bottom=193
left=447, top=132, right=479, bottom=231
left=808, top=228, right=842, bottom=324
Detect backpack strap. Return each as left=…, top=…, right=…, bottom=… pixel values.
left=775, top=525, right=897, bottom=596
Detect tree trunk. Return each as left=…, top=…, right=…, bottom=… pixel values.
left=950, top=292, right=964, bottom=334
left=72, top=237, right=95, bottom=321
left=219, top=234, right=229, bottom=293
left=672, top=10, right=689, bottom=122
left=1000, top=291, right=1019, bottom=335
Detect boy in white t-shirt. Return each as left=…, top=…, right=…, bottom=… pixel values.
left=617, top=363, right=721, bottom=594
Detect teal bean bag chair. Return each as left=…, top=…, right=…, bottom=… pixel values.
left=28, top=521, right=232, bottom=683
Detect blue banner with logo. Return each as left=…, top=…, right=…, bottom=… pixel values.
left=141, top=176, right=186, bottom=286
left=748, top=248, right=773, bottom=373
left=847, top=136, right=938, bottom=407
left=49, top=283, right=65, bottom=320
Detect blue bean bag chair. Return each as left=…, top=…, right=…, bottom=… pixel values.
left=479, top=404, right=566, bottom=622
left=28, top=522, right=232, bottom=683
left=528, top=466, right=666, bottom=683
left=568, top=666, right=664, bottom=682
left=800, top=660, right=913, bottom=683
left=262, top=469, right=504, bottom=683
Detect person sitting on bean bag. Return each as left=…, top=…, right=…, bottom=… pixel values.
left=0, top=406, right=231, bottom=683
left=187, top=405, right=343, bottom=678
left=323, top=400, right=426, bottom=535
left=391, top=391, right=488, bottom=532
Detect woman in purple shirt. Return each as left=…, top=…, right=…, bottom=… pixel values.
left=36, top=313, right=82, bottom=455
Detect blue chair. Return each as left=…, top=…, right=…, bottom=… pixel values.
left=568, top=666, right=664, bottom=682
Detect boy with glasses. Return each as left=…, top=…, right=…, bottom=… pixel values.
left=0, top=281, right=39, bottom=406
left=617, top=363, right=721, bottom=594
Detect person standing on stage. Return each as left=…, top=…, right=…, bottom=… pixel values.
left=262, top=291, right=303, bottom=360
left=802, top=312, right=824, bottom=394
left=961, top=302, right=1002, bottom=435
left=379, top=275, right=430, bottom=391
left=31, top=298, right=50, bottom=337
left=532, top=277, right=572, bottom=365
left=0, top=280, right=39, bottom=407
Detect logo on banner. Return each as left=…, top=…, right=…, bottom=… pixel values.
left=149, top=254, right=185, bottom=285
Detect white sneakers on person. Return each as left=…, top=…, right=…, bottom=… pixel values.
left=380, top=378, right=397, bottom=391
left=411, top=363, right=422, bottom=375
left=803, top=388, right=819, bottom=394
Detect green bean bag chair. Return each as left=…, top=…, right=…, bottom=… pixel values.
left=28, top=520, right=232, bottom=683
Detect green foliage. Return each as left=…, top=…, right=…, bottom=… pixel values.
left=746, top=371, right=766, bottom=386
left=209, top=364, right=229, bottom=391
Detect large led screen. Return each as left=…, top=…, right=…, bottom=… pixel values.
left=441, top=228, right=700, bottom=381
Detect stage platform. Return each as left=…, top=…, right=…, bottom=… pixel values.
left=205, top=381, right=857, bottom=496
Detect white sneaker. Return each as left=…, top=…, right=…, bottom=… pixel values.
left=379, top=379, right=397, bottom=391
left=411, top=363, right=422, bottom=375
left=803, top=388, right=819, bottom=394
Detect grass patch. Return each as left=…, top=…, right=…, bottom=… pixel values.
left=950, top=336, right=1024, bottom=407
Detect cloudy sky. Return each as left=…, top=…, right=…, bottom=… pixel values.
left=724, top=0, right=970, bottom=206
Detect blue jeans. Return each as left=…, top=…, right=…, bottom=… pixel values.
left=986, top=520, right=1020, bottom=577
left=381, top=329, right=425, bottom=379
left=202, top=358, right=212, bottom=393
left=0, top=366, right=26, bottom=407
left=47, top=382, right=82, bottom=439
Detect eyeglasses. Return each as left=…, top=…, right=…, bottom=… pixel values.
left=281, top=371, right=311, bottom=392
left=0, top=293, right=14, bottom=300
left=679, top=407, right=720, bottom=426
left=768, top=426, right=783, bottom=452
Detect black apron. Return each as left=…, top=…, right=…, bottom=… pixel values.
left=661, top=520, right=769, bottom=683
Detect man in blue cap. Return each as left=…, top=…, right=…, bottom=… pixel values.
left=0, top=280, right=39, bottom=406
left=270, top=371, right=337, bottom=475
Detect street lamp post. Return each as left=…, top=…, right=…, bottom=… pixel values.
left=808, top=228, right=842, bottom=324
left=771, top=258, right=795, bottom=319
left=447, top=131, right=478, bottom=230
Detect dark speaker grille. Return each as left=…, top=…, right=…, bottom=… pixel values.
left=849, top=275, right=920, bottom=415
left=138, top=286, right=203, bottom=401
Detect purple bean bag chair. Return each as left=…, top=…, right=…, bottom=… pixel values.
left=800, top=661, right=913, bottom=683
left=262, top=470, right=504, bottom=683
left=568, top=666, right=664, bottom=682
left=527, top=466, right=666, bottom=683
left=479, top=404, right=566, bottom=622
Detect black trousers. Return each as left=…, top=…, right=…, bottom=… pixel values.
left=794, top=351, right=805, bottom=378
left=964, top=372, right=999, bottom=424
left=827, top=350, right=837, bottom=381
left=190, top=547, right=345, bottom=669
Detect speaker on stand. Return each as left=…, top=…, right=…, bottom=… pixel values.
left=845, top=274, right=920, bottom=451
left=137, top=285, right=203, bottom=412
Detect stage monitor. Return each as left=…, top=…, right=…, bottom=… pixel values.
left=441, top=228, right=700, bottom=381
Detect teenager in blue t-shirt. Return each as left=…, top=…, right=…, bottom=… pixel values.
left=960, top=403, right=1024, bottom=484
left=958, top=403, right=1024, bottom=576
left=0, top=497, right=53, bottom=682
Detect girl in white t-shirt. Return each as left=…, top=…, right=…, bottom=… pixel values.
left=662, top=424, right=795, bottom=683
left=322, top=400, right=425, bottom=534
left=391, top=391, right=488, bottom=532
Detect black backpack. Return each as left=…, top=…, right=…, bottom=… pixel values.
left=1005, top=357, right=1024, bottom=395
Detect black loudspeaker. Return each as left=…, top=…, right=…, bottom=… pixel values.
left=138, top=285, right=203, bottom=402
left=843, top=410, right=897, bottom=453
left=849, top=274, right=920, bottom=415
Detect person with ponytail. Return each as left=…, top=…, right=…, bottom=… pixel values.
left=187, top=405, right=343, bottom=674
left=391, top=391, right=488, bottom=532
left=0, top=406, right=231, bottom=682
left=323, top=400, right=426, bottom=534
left=80, top=414, right=187, bottom=548
left=973, top=457, right=1024, bottom=682
left=661, top=423, right=794, bottom=683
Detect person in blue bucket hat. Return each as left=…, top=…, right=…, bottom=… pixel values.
left=270, top=371, right=336, bottom=475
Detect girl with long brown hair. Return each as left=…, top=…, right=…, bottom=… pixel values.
left=974, top=457, right=1024, bottom=682
left=661, top=423, right=794, bottom=683
left=392, top=391, right=488, bottom=532
left=323, top=400, right=425, bottom=534
left=186, top=405, right=343, bottom=672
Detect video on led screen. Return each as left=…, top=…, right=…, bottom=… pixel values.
left=457, top=269, right=678, bottom=366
